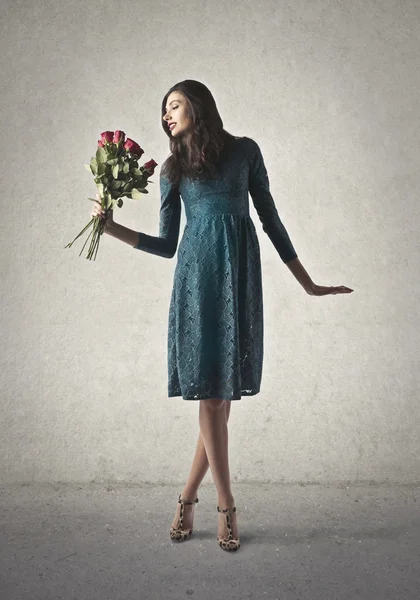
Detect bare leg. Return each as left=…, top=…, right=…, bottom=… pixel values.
left=181, top=399, right=232, bottom=500
left=171, top=400, right=238, bottom=540
left=197, top=399, right=233, bottom=505
left=198, top=398, right=238, bottom=539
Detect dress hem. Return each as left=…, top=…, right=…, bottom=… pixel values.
left=168, top=388, right=261, bottom=401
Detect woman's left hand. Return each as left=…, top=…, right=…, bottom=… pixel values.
left=306, top=283, right=353, bottom=296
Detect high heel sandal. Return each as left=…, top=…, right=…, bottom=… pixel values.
left=217, top=505, right=241, bottom=552
left=169, top=493, right=199, bottom=542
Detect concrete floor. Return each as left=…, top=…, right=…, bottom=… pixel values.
left=0, top=482, right=419, bottom=600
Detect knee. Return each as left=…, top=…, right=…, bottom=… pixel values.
left=200, top=398, right=226, bottom=411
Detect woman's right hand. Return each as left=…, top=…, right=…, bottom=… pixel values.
left=91, top=192, right=114, bottom=231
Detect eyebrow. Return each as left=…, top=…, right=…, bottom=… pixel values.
left=164, top=99, right=181, bottom=112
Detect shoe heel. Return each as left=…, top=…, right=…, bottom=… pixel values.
left=217, top=505, right=240, bottom=552
left=169, top=493, right=199, bottom=542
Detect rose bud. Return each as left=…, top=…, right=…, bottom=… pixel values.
left=143, top=159, right=158, bottom=175
left=124, top=138, right=144, bottom=157
left=113, top=130, right=126, bottom=144
left=128, top=139, right=140, bottom=152
left=132, top=142, right=144, bottom=157
left=100, top=131, right=114, bottom=144
left=98, top=140, right=105, bottom=147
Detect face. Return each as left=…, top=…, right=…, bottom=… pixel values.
left=163, top=91, right=192, bottom=136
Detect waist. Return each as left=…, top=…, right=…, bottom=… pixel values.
left=186, top=212, right=251, bottom=222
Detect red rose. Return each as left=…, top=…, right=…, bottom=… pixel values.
left=100, top=131, right=114, bottom=144
left=124, top=138, right=144, bottom=157
left=143, top=159, right=158, bottom=175
left=98, top=140, right=105, bottom=147
left=113, top=130, right=126, bottom=144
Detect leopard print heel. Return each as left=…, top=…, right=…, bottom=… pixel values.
left=217, top=505, right=241, bottom=552
left=169, top=493, right=199, bottom=542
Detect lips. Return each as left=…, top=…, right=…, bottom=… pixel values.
left=169, top=122, right=176, bottom=130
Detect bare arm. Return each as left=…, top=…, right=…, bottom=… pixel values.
left=104, top=221, right=140, bottom=247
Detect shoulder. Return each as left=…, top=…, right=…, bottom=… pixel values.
left=224, top=135, right=260, bottom=157
left=224, top=134, right=257, bottom=148
left=160, top=156, right=172, bottom=175
left=159, top=157, right=176, bottom=186
left=237, top=136, right=261, bottom=156
left=236, top=137, right=265, bottom=167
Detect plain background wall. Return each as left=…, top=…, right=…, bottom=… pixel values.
left=1, top=0, right=419, bottom=485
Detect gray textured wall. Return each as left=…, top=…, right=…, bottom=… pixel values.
left=1, top=0, right=419, bottom=484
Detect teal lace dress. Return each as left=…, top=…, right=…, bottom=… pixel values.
left=134, top=136, right=298, bottom=400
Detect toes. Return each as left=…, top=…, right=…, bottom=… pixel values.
left=218, top=539, right=240, bottom=551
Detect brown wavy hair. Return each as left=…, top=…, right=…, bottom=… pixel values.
left=160, top=80, right=236, bottom=189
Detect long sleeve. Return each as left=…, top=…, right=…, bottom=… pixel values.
left=248, top=138, right=298, bottom=264
left=134, top=171, right=181, bottom=259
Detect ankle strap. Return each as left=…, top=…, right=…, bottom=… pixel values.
left=178, top=493, right=199, bottom=505
left=217, top=505, right=236, bottom=513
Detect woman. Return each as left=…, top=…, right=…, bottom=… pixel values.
left=91, top=79, right=353, bottom=552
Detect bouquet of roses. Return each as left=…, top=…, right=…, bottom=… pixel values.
left=65, top=130, right=158, bottom=260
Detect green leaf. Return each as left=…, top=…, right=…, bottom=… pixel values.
left=96, top=147, right=107, bottom=164
left=97, top=161, right=106, bottom=176
left=112, top=164, right=119, bottom=179
left=90, top=157, right=98, bottom=175
left=130, top=188, right=143, bottom=199
left=110, top=179, right=123, bottom=189
left=117, top=198, right=123, bottom=207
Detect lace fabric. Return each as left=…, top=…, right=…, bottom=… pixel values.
left=134, top=136, right=297, bottom=399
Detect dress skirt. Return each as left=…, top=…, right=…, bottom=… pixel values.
left=167, top=213, right=263, bottom=400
